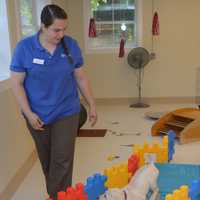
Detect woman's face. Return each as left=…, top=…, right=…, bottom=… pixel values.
left=42, top=19, right=67, bottom=45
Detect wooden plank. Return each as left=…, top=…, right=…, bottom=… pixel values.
left=77, top=129, right=107, bottom=137
left=152, top=108, right=200, bottom=144
left=165, top=121, right=188, bottom=128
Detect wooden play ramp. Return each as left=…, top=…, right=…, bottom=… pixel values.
left=151, top=108, right=200, bottom=144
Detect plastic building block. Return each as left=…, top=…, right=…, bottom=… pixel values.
left=165, top=194, right=173, bottom=200
left=189, top=178, right=200, bottom=200
left=66, top=187, right=77, bottom=200
left=134, top=144, right=145, bottom=166
left=58, top=191, right=67, bottom=200
left=167, top=130, right=176, bottom=161
left=165, top=185, right=190, bottom=200
left=57, top=183, right=88, bottom=200
left=128, top=154, right=139, bottom=176
left=75, top=183, right=88, bottom=200
left=84, top=173, right=107, bottom=200
left=133, top=136, right=170, bottom=166
left=104, top=163, right=131, bottom=189
left=107, top=155, right=120, bottom=161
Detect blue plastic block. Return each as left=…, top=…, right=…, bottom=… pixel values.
left=84, top=173, right=107, bottom=200
left=167, top=130, right=176, bottom=161
left=93, top=173, right=107, bottom=194
left=189, top=178, right=200, bottom=200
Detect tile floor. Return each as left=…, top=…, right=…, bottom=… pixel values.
left=12, top=103, right=200, bottom=200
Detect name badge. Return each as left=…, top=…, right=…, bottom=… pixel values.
left=33, top=58, right=44, bottom=65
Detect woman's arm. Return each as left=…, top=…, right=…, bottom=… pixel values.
left=74, top=68, right=97, bottom=126
left=10, top=72, right=44, bottom=130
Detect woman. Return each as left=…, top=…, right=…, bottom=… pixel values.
left=10, top=4, right=97, bottom=200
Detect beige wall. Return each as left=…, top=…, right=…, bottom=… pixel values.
left=64, top=0, right=200, bottom=98
left=0, top=1, right=35, bottom=195
left=8, top=0, right=199, bottom=99
left=6, top=0, right=21, bottom=51
left=0, top=87, right=34, bottom=193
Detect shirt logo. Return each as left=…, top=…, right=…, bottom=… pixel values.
left=61, top=53, right=67, bottom=58
left=33, top=58, right=44, bottom=65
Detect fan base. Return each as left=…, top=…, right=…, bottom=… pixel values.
left=130, top=102, right=150, bottom=108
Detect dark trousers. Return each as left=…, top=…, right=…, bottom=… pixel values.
left=26, top=114, right=79, bottom=200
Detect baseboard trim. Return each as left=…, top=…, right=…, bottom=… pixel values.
left=0, top=149, right=37, bottom=200
left=93, top=97, right=198, bottom=105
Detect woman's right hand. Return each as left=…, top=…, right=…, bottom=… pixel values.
left=26, top=112, right=44, bottom=130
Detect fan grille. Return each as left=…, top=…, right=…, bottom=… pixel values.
left=127, top=47, right=150, bottom=69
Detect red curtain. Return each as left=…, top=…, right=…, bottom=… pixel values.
left=152, top=12, right=159, bottom=35
left=118, top=38, right=125, bottom=58
left=88, top=18, right=97, bottom=38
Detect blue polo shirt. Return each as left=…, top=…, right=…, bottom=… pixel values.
left=10, top=32, right=83, bottom=124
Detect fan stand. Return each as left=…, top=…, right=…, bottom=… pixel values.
left=130, top=61, right=150, bottom=108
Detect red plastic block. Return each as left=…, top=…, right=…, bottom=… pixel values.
left=128, top=154, right=140, bottom=175
left=58, top=191, right=67, bottom=200
left=57, top=183, right=88, bottom=200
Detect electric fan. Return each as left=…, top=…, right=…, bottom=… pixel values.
left=127, top=47, right=150, bottom=108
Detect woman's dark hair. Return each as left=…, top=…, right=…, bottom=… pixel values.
left=41, top=4, right=67, bottom=28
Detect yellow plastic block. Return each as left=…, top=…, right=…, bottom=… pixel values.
left=165, top=185, right=190, bottom=200
left=163, top=136, right=168, bottom=146
left=133, top=137, right=169, bottom=165
left=180, top=185, right=189, bottom=199
left=143, top=142, right=149, bottom=151
left=165, top=194, right=173, bottom=200
left=104, top=163, right=131, bottom=188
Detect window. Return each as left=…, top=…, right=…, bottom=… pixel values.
left=0, top=0, right=51, bottom=81
left=19, top=0, right=38, bottom=37
left=84, top=0, right=141, bottom=52
left=0, top=0, right=11, bottom=80
left=19, top=0, right=51, bottom=37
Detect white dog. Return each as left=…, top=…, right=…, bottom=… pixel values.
left=100, top=162, right=159, bottom=200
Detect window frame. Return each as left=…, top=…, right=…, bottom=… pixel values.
left=17, top=0, right=48, bottom=38
left=0, top=0, right=51, bottom=83
left=0, top=0, right=12, bottom=81
left=19, top=0, right=38, bottom=37
left=83, top=0, right=143, bottom=54
left=14, top=0, right=52, bottom=39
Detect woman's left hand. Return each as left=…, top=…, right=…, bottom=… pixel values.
left=89, top=105, right=97, bottom=127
